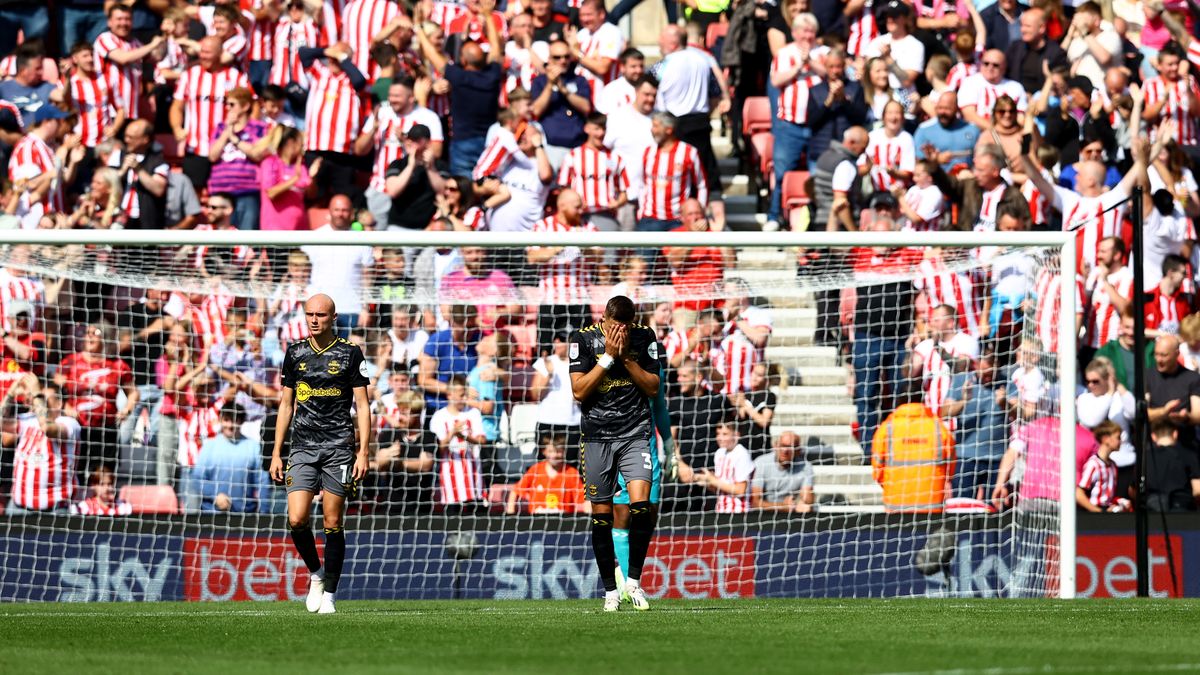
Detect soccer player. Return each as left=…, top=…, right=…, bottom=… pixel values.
left=270, top=294, right=372, bottom=615
left=611, top=336, right=672, bottom=604
left=570, top=295, right=660, bottom=612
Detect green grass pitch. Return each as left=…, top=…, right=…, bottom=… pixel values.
left=2, top=599, right=1198, bottom=674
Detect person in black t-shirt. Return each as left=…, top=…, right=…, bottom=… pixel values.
left=370, top=390, right=436, bottom=513
left=1145, top=421, right=1200, bottom=512
left=1147, top=335, right=1200, bottom=453
left=116, top=289, right=175, bottom=482
left=569, top=295, right=659, bottom=611
left=383, top=124, right=445, bottom=229
left=269, top=294, right=372, bottom=615
left=666, top=358, right=733, bottom=511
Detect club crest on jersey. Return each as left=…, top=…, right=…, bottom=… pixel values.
left=569, top=343, right=579, bottom=359
left=327, top=360, right=341, bottom=375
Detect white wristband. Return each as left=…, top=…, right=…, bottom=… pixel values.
left=597, top=354, right=614, bottom=370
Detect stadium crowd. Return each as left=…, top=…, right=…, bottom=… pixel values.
left=1, top=0, right=1200, bottom=518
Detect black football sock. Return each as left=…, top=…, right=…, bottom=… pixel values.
left=591, top=515, right=618, bottom=592
left=627, top=501, right=655, bottom=582
left=322, top=527, right=346, bottom=593
left=289, top=524, right=322, bottom=574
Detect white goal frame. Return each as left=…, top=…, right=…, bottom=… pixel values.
left=0, top=228, right=1078, bottom=599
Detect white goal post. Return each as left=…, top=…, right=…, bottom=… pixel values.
left=0, top=228, right=1078, bottom=600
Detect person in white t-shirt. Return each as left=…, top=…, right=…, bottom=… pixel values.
left=300, top=195, right=375, bottom=335
left=893, top=159, right=945, bottom=230
left=678, top=420, right=755, bottom=513
left=595, top=48, right=643, bottom=114
left=909, top=304, right=981, bottom=417
left=530, top=332, right=582, bottom=457
left=864, top=0, right=924, bottom=91
left=1062, top=2, right=1122, bottom=91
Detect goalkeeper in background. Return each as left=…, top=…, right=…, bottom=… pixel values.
left=571, top=296, right=660, bottom=612
left=612, top=335, right=671, bottom=604
left=269, top=294, right=372, bottom=615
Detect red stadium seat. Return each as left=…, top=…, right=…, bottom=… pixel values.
left=750, top=132, right=773, bottom=185
left=741, top=97, right=772, bottom=137
left=120, top=485, right=180, bottom=515
left=705, top=21, right=728, bottom=52
left=308, top=207, right=330, bottom=230
left=781, top=170, right=811, bottom=212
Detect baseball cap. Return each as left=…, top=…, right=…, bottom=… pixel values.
left=879, top=0, right=912, bottom=18
left=5, top=299, right=33, bottom=318
left=405, top=124, right=432, bottom=142
left=739, top=306, right=773, bottom=331
left=32, top=105, right=70, bottom=125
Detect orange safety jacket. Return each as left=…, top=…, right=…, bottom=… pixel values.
left=871, top=402, right=956, bottom=513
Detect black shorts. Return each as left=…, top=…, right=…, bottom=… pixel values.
left=580, top=437, right=653, bottom=502
left=286, top=445, right=357, bottom=497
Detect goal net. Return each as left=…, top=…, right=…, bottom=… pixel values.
left=0, top=229, right=1077, bottom=601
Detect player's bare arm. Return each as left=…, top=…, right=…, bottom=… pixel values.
left=270, top=386, right=295, bottom=482
left=353, top=385, right=372, bottom=481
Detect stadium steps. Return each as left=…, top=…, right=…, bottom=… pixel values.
left=812, top=466, right=883, bottom=506
left=781, top=365, right=846, bottom=386
left=768, top=307, right=817, bottom=329
left=773, top=403, right=856, bottom=426
left=764, top=345, right=839, bottom=368
left=774, top=385, right=848, bottom=406
left=735, top=248, right=791, bottom=269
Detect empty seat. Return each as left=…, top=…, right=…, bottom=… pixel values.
left=782, top=170, right=811, bottom=212
left=507, top=403, right=539, bottom=445
left=307, top=207, right=330, bottom=230
left=741, top=97, right=772, bottom=137
left=119, top=485, right=180, bottom=515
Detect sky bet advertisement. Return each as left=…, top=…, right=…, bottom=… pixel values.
left=0, top=522, right=1195, bottom=601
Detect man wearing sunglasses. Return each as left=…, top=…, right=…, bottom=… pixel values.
left=957, top=49, right=1028, bottom=130
left=531, top=40, right=592, bottom=171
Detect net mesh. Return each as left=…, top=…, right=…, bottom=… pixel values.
left=0, top=236, right=1073, bottom=600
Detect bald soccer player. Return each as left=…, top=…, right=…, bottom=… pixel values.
left=270, top=294, right=372, bottom=614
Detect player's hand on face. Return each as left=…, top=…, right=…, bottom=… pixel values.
left=269, top=456, right=285, bottom=482
left=602, top=321, right=622, bottom=357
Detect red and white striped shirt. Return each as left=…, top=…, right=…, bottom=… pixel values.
left=504, top=42, right=536, bottom=95
left=1144, top=75, right=1199, bottom=146
left=713, top=444, right=754, bottom=513
left=429, top=0, right=468, bottom=32
left=304, top=61, right=364, bottom=154
left=342, top=0, right=402, bottom=80
left=862, top=128, right=915, bottom=192
left=362, top=104, right=444, bottom=191
left=637, top=141, right=707, bottom=221
left=0, top=269, right=45, bottom=334
left=530, top=216, right=597, bottom=305
left=664, top=326, right=717, bottom=366
left=946, top=61, right=978, bottom=91
left=174, top=65, right=251, bottom=155
left=445, top=10, right=507, bottom=53
left=772, top=43, right=820, bottom=124
left=320, top=0, right=342, bottom=47
left=270, top=16, right=321, bottom=88
left=67, top=71, right=116, bottom=147
left=1145, top=285, right=1190, bottom=335
left=271, top=282, right=312, bottom=345
left=912, top=332, right=980, bottom=417
left=901, top=183, right=945, bottom=231
left=847, top=7, right=878, bottom=56
left=1077, top=453, right=1116, bottom=508
left=1052, top=185, right=1128, bottom=272
left=248, top=0, right=276, bottom=61
left=715, top=330, right=757, bottom=396
left=1022, top=169, right=1053, bottom=227
left=973, top=183, right=1007, bottom=232
left=72, top=498, right=133, bottom=516
left=430, top=406, right=485, bottom=504
left=94, top=31, right=144, bottom=120
left=154, top=38, right=188, bottom=86
left=914, top=260, right=980, bottom=336
left=956, top=73, right=1028, bottom=120
left=167, top=290, right=235, bottom=348
left=557, top=145, right=628, bottom=213
left=11, top=413, right=80, bottom=511
left=177, top=401, right=223, bottom=468
left=1085, top=265, right=1134, bottom=349
left=1033, top=268, right=1085, bottom=354
left=576, top=22, right=624, bottom=105
left=9, top=133, right=62, bottom=212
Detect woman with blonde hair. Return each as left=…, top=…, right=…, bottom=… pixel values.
left=70, top=168, right=124, bottom=229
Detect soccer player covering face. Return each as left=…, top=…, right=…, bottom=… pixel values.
left=270, top=294, right=372, bottom=614
left=570, top=295, right=660, bottom=611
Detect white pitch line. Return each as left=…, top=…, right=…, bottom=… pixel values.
left=875, top=663, right=1200, bottom=675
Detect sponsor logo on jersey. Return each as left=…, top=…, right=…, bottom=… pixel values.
left=597, top=376, right=631, bottom=393
left=295, top=381, right=343, bottom=402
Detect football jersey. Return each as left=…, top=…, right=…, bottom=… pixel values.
left=568, top=322, right=658, bottom=441
left=280, top=337, right=370, bottom=453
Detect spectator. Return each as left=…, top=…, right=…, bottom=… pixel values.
left=678, top=420, right=755, bottom=513
left=937, top=146, right=1026, bottom=232
left=557, top=112, right=628, bottom=233
left=666, top=358, right=733, bottom=511
left=1148, top=334, right=1200, bottom=453
left=664, top=199, right=733, bottom=326
left=430, top=374, right=487, bottom=510
left=170, top=36, right=252, bottom=191
left=765, top=12, right=823, bottom=232
left=1145, top=254, right=1190, bottom=336
left=474, top=115, right=554, bottom=240
left=411, top=0, right=504, bottom=176
left=980, top=0, right=1024, bottom=53
left=342, top=0, right=402, bottom=81
left=914, top=92, right=981, bottom=173
left=811, top=126, right=868, bottom=234
left=92, top=5, right=161, bottom=129
left=528, top=0, right=567, bottom=42
left=909, top=304, right=980, bottom=419
left=195, top=403, right=269, bottom=513
left=1076, top=358, right=1136, bottom=494
left=1076, top=419, right=1122, bottom=512
left=439, top=247, right=523, bottom=332
left=298, top=42, right=370, bottom=201
left=530, top=332, right=582, bottom=459
left=942, top=348, right=1008, bottom=500
left=1061, top=2, right=1121, bottom=91
left=531, top=39, right=592, bottom=168
left=604, top=75, right=657, bottom=231
left=1081, top=237, right=1134, bottom=361
left=1006, top=8, right=1068, bottom=93
left=864, top=100, right=916, bottom=193
left=207, top=87, right=268, bottom=230
left=957, top=50, right=1027, bottom=130
left=1, top=383, right=81, bottom=513
left=751, top=431, right=814, bottom=512
left=864, top=0, right=923, bottom=92
left=467, top=330, right=510, bottom=448
left=871, top=383, right=955, bottom=514
left=716, top=306, right=771, bottom=397
left=111, top=119, right=169, bottom=231
left=1180, top=314, right=1200, bottom=373
left=665, top=308, right=723, bottom=370
left=1094, top=313, right=1150, bottom=392
left=70, top=465, right=132, bottom=516
left=356, top=77, right=445, bottom=227
left=0, top=47, right=56, bottom=123
left=0, top=297, right=45, bottom=376
left=56, top=322, right=138, bottom=474
left=634, top=111, right=707, bottom=234
left=806, top=49, right=868, bottom=166
left=733, top=362, right=777, bottom=456
left=11, top=106, right=84, bottom=221
left=527, top=189, right=599, bottom=355
left=116, top=289, right=174, bottom=480
left=165, top=171, right=203, bottom=231
left=596, top=48, right=643, bottom=114
left=371, top=390, right=436, bottom=512
left=384, top=125, right=447, bottom=231
left=506, top=432, right=586, bottom=514
left=301, top=194, right=375, bottom=335
left=64, top=42, right=124, bottom=149
left=260, top=126, right=317, bottom=232
left=419, top=304, right=479, bottom=411
left=1145, top=420, right=1200, bottom=512
left=893, top=159, right=945, bottom=230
